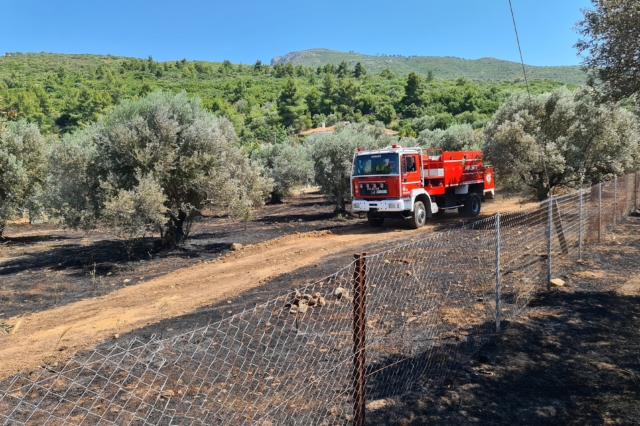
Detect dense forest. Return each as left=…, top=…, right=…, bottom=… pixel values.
left=0, top=52, right=575, bottom=146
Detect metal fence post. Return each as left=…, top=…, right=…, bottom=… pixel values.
left=598, top=183, right=602, bottom=242
left=547, top=195, right=553, bottom=290
left=494, top=213, right=501, bottom=331
left=614, top=176, right=617, bottom=226
left=579, top=188, right=583, bottom=260
left=626, top=174, right=630, bottom=214
left=352, top=253, right=367, bottom=426
left=633, top=172, right=638, bottom=211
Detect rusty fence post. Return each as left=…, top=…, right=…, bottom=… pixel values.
left=352, top=253, right=367, bottom=426
left=494, top=213, right=501, bottom=331
left=547, top=195, right=553, bottom=290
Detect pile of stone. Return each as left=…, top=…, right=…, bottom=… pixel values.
left=332, top=287, right=353, bottom=302
left=287, top=291, right=327, bottom=314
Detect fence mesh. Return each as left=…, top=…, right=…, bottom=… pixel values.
left=1, top=173, right=638, bottom=425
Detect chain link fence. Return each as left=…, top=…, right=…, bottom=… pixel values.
left=1, top=173, right=638, bottom=425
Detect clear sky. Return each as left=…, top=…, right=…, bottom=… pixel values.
left=2, top=0, right=592, bottom=66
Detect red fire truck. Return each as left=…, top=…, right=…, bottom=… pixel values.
left=351, top=145, right=495, bottom=228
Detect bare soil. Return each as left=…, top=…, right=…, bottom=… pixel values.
left=0, top=192, right=535, bottom=380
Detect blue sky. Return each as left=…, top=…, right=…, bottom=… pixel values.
left=2, top=0, right=592, bottom=66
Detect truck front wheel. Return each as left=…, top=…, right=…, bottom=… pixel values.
left=409, top=201, right=427, bottom=229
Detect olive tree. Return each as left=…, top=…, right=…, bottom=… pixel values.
left=251, top=139, right=314, bottom=203
left=48, top=91, right=273, bottom=245
left=0, top=120, right=47, bottom=236
left=575, top=0, right=640, bottom=101
left=417, top=124, right=483, bottom=151
left=484, top=87, right=640, bottom=198
left=309, top=123, right=395, bottom=212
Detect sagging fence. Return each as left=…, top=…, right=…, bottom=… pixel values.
left=1, top=173, right=638, bottom=425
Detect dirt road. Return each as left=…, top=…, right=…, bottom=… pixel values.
left=0, top=197, right=536, bottom=380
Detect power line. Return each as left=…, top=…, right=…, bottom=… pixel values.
left=508, top=0, right=533, bottom=107
left=507, top=0, right=551, bottom=192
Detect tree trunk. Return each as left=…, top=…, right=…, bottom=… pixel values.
left=0, top=220, right=4, bottom=238
left=334, top=196, right=346, bottom=213
left=270, top=192, right=284, bottom=204
left=163, top=211, right=187, bottom=246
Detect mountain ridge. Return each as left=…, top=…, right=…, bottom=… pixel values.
left=271, top=48, right=586, bottom=85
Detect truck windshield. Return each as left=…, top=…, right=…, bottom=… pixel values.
left=354, top=153, right=399, bottom=176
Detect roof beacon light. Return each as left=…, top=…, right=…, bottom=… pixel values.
left=357, top=147, right=363, bottom=152
left=391, top=144, right=398, bottom=148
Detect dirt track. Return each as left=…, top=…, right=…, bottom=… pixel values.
left=0, top=196, right=535, bottom=380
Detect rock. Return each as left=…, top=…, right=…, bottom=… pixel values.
left=114, top=334, right=120, bottom=339
left=289, top=307, right=298, bottom=314
left=123, top=279, right=131, bottom=283
left=327, top=407, right=340, bottom=417
left=298, top=218, right=303, bottom=222
left=313, top=292, right=322, bottom=299
left=318, top=297, right=327, bottom=307
left=366, top=399, right=389, bottom=411
left=230, top=243, right=243, bottom=251
left=297, top=303, right=308, bottom=314
left=550, top=278, right=565, bottom=287
left=308, top=298, right=317, bottom=307
left=303, top=294, right=314, bottom=301
left=161, top=390, right=174, bottom=398
left=333, top=287, right=346, bottom=298
left=406, top=270, right=412, bottom=276
left=384, top=259, right=390, bottom=264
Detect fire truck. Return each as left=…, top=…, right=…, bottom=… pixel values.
left=351, top=145, right=495, bottom=228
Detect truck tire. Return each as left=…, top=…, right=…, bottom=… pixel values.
left=367, top=212, right=385, bottom=227
left=409, top=201, right=427, bottom=229
left=459, top=193, right=481, bottom=217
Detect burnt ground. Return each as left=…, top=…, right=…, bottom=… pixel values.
left=365, top=216, right=640, bottom=426
left=0, top=190, right=482, bottom=321
left=0, top=192, right=359, bottom=320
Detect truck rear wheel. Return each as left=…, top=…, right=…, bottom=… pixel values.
left=367, top=212, right=385, bottom=227
left=409, top=201, right=427, bottom=229
left=459, top=193, right=481, bottom=217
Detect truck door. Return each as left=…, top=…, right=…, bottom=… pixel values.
left=401, top=154, right=422, bottom=197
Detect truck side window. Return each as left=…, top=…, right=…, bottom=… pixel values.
left=407, top=156, right=416, bottom=172
left=402, top=157, right=407, bottom=175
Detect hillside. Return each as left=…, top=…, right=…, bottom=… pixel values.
left=1, top=52, right=574, bottom=141
left=271, top=49, right=586, bottom=86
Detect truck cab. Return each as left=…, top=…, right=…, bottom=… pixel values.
left=351, top=145, right=494, bottom=228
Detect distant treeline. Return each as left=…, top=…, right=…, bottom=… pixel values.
left=0, top=53, right=572, bottom=147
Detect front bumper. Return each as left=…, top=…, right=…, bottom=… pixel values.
left=351, top=198, right=411, bottom=212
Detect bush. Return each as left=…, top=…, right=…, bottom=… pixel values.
left=251, top=139, right=314, bottom=203
left=484, top=87, right=640, bottom=198
left=48, top=91, right=273, bottom=245
left=309, top=123, right=396, bottom=212
left=0, top=120, right=47, bottom=236
left=417, top=124, right=484, bottom=151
